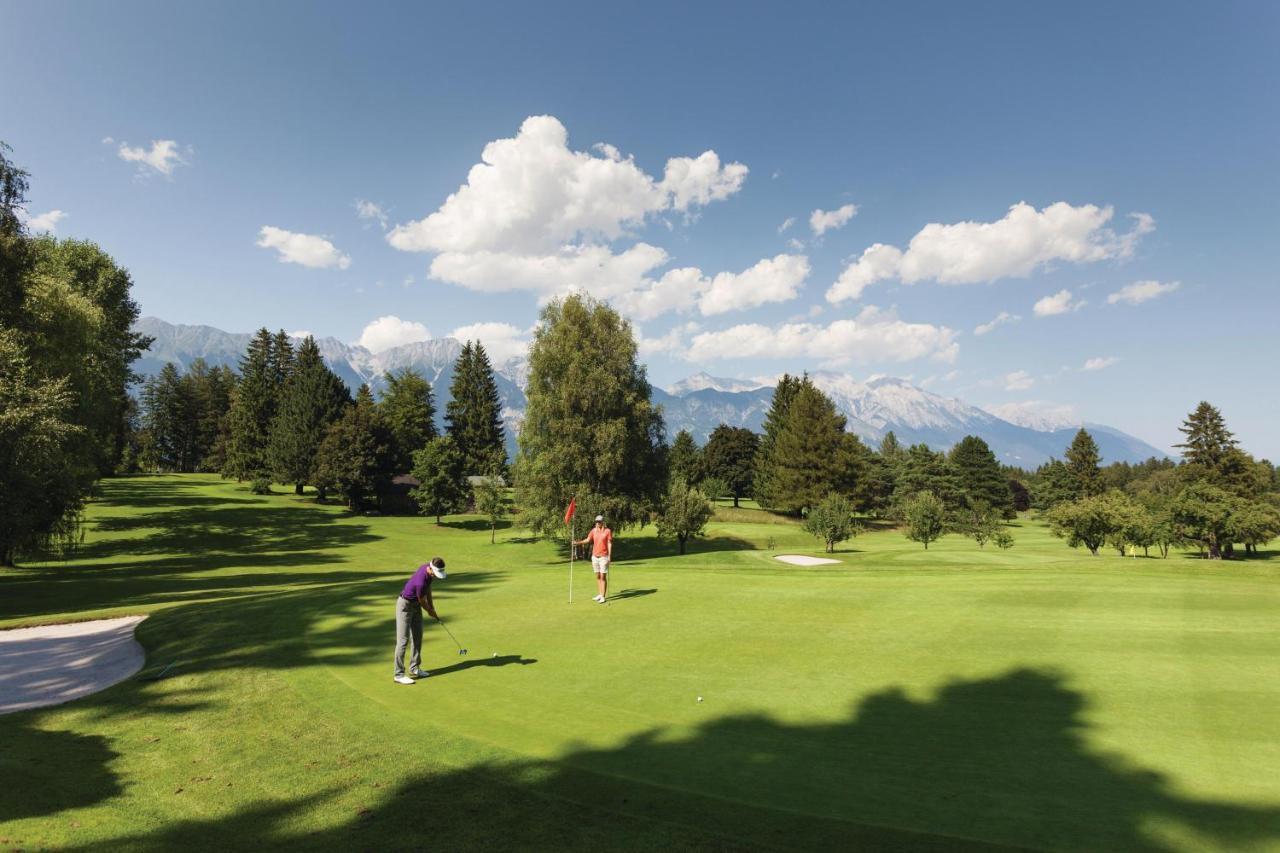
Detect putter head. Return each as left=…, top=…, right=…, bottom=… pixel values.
left=459, top=648, right=468, bottom=656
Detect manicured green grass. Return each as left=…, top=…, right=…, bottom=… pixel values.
left=2, top=474, right=1278, bottom=851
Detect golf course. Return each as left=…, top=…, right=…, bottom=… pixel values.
left=2, top=474, right=1277, bottom=851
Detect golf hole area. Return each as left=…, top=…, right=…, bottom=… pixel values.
left=0, top=616, right=147, bottom=714
left=773, top=554, right=841, bottom=566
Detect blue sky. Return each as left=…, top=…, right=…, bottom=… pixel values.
left=3, top=1, right=1278, bottom=458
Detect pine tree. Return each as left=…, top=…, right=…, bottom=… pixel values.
left=446, top=341, right=505, bottom=475
left=752, top=374, right=804, bottom=511
left=140, top=363, right=197, bottom=471
left=269, top=336, right=350, bottom=494
left=379, top=368, right=437, bottom=473
left=1176, top=401, right=1236, bottom=470
left=893, top=444, right=962, bottom=512
left=223, top=329, right=276, bottom=481
left=702, top=425, right=758, bottom=507
left=1065, top=428, right=1104, bottom=498
left=949, top=435, right=1014, bottom=517
left=514, top=294, right=666, bottom=535
left=668, top=430, right=702, bottom=484
left=767, top=379, right=847, bottom=514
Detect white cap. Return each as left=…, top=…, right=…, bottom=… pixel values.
left=595, top=515, right=604, bottom=522
left=427, top=560, right=447, bottom=579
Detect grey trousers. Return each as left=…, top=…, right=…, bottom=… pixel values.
left=394, top=597, right=423, bottom=677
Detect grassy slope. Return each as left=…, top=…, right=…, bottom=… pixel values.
left=1, top=474, right=1278, bottom=852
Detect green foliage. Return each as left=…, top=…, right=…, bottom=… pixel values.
left=249, top=476, right=273, bottom=495
left=0, top=329, right=88, bottom=565
left=1045, top=491, right=1135, bottom=556
left=1168, top=482, right=1244, bottom=559
left=411, top=436, right=468, bottom=524
left=139, top=363, right=198, bottom=472
left=223, top=329, right=279, bottom=481
left=1032, top=458, right=1080, bottom=509
left=380, top=367, right=437, bottom=473
left=893, top=444, right=961, bottom=514
left=269, top=337, right=350, bottom=493
left=699, top=476, right=728, bottom=505
left=701, top=424, right=757, bottom=507
left=752, top=373, right=804, bottom=510
left=1176, top=401, right=1236, bottom=472
left=312, top=385, right=395, bottom=510
left=902, top=491, right=947, bottom=550
left=1065, top=429, right=1103, bottom=498
left=472, top=472, right=507, bottom=543
left=655, top=477, right=713, bottom=555
left=993, top=531, right=1015, bottom=550
left=514, top=294, right=665, bottom=535
left=955, top=500, right=1002, bottom=549
left=763, top=378, right=846, bottom=515
left=1008, top=478, right=1031, bottom=512
left=802, top=492, right=860, bottom=553
left=949, top=435, right=1014, bottom=517
left=668, top=430, right=702, bottom=485
left=446, top=341, right=506, bottom=476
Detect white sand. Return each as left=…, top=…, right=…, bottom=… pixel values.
left=773, top=554, right=841, bottom=566
left=0, top=616, right=146, bottom=714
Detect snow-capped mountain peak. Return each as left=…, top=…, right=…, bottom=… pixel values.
left=666, top=372, right=769, bottom=396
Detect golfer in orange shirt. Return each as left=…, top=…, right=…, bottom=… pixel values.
left=574, top=515, right=613, bottom=604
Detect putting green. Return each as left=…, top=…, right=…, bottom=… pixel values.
left=1, top=474, right=1278, bottom=851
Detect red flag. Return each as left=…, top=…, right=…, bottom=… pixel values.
left=564, top=497, right=576, bottom=525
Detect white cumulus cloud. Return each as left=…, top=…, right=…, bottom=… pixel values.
left=973, top=311, right=1021, bottom=336
left=1107, top=279, right=1180, bottom=306
left=117, top=139, right=190, bottom=176
left=685, top=306, right=958, bottom=365
left=20, top=209, right=67, bottom=233
left=827, top=201, right=1155, bottom=303
left=777, top=217, right=796, bottom=234
left=387, top=115, right=745, bottom=255
left=612, top=254, right=810, bottom=320
left=809, top=203, right=857, bottom=236
left=448, top=322, right=530, bottom=364
left=257, top=226, right=352, bottom=270
left=1004, top=370, right=1035, bottom=391
left=1082, top=356, right=1120, bottom=371
left=356, top=316, right=431, bottom=353
left=1033, top=289, right=1085, bottom=317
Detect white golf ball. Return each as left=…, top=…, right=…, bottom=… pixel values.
left=492, top=653, right=498, bottom=658
left=697, top=696, right=703, bottom=703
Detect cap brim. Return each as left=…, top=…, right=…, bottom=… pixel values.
left=430, top=567, right=447, bottom=579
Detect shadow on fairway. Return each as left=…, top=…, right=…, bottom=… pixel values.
left=45, top=667, right=1280, bottom=852
left=0, top=722, right=123, bottom=822
left=609, top=588, right=657, bottom=601
left=425, top=654, right=538, bottom=678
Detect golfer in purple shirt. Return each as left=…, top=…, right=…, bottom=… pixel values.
left=394, top=557, right=446, bottom=685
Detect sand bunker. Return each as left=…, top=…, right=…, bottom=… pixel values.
left=0, top=616, right=146, bottom=714
left=774, top=554, right=841, bottom=566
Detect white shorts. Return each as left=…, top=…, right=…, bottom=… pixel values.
left=591, top=555, right=610, bottom=574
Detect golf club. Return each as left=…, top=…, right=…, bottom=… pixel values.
left=437, top=617, right=468, bottom=656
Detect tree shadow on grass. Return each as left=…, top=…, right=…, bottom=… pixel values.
left=42, top=667, right=1280, bottom=852
left=0, top=722, right=123, bottom=822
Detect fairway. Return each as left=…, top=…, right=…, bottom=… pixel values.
left=2, top=475, right=1278, bottom=851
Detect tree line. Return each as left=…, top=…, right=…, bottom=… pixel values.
left=510, top=294, right=1277, bottom=559
left=130, top=330, right=508, bottom=518
left=0, top=143, right=151, bottom=565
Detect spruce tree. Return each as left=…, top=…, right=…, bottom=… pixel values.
left=514, top=294, right=666, bottom=535
left=893, top=444, right=962, bottom=512
left=752, top=374, right=804, bottom=510
left=269, top=336, right=350, bottom=494
left=1175, top=401, right=1238, bottom=481
left=380, top=368, right=437, bottom=473
left=140, top=363, right=197, bottom=472
left=668, top=430, right=702, bottom=484
left=702, top=425, right=759, bottom=507
left=446, top=341, right=506, bottom=475
left=223, top=328, right=276, bottom=480
left=767, top=379, right=846, bottom=515
left=1065, top=428, right=1103, bottom=498
left=949, top=435, right=1014, bottom=516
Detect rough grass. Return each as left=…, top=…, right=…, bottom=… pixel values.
left=1, top=474, right=1278, bottom=851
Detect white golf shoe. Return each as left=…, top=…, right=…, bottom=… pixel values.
left=592, top=594, right=604, bottom=602
left=394, top=675, right=415, bottom=685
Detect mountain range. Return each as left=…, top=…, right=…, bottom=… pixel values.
left=134, top=317, right=1169, bottom=468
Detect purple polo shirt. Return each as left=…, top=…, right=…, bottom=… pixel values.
left=401, top=565, right=434, bottom=601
